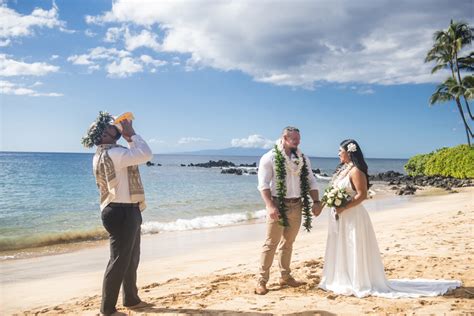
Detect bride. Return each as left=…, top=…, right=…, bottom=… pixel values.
left=318, top=139, right=461, bottom=298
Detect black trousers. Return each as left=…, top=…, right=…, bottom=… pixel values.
left=100, top=203, right=142, bottom=314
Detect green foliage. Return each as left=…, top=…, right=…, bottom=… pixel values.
left=299, top=155, right=312, bottom=232
left=404, top=153, right=434, bottom=176
left=405, top=145, right=474, bottom=179
left=424, top=145, right=474, bottom=178
left=274, top=145, right=313, bottom=231
left=274, top=145, right=289, bottom=227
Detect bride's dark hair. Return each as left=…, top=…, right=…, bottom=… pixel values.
left=335, top=139, right=370, bottom=189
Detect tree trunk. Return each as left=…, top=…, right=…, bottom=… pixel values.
left=455, top=97, right=473, bottom=146
left=463, top=98, right=474, bottom=120
left=454, top=52, right=474, bottom=120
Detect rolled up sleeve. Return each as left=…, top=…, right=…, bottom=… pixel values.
left=110, top=135, right=153, bottom=169
left=257, top=152, right=273, bottom=191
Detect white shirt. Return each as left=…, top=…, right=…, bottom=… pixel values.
left=257, top=149, right=318, bottom=198
left=93, top=135, right=153, bottom=203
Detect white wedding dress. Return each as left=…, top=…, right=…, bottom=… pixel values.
left=318, top=171, right=461, bottom=298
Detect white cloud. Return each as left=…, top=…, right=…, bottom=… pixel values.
left=0, top=2, right=67, bottom=45
left=68, top=46, right=168, bottom=77
left=172, top=56, right=180, bottom=66
left=104, top=26, right=124, bottom=43
left=178, top=137, right=211, bottom=145
left=148, top=138, right=166, bottom=144
left=124, top=28, right=161, bottom=51
left=348, top=85, right=375, bottom=95
left=356, top=87, right=375, bottom=95
left=0, top=54, right=59, bottom=76
left=68, top=46, right=131, bottom=65
left=84, top=29, right=97, bottom=37
left=231, top=134, right=274, bottom=149
left=0, top=80, right=62, bottom=97
left=140, top=55, right=167, bottom=67
left=50, top=54, right=59, bottom=60
left=68, top=54, right=93, bottom=65
left=103, top=26, right=161, bottom=52
left=68, top=47, right=133, bottom=74
left=88, top=64, right=101, bottom=72
left=0, top=39, right=11, bottom=46
left=86, top=0, right=471, bottom=88
left=106, top=57, right=143, bottom=78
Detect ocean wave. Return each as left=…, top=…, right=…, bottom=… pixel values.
left=315, top=174, right=332, bottom=181
left=141, top=209, right=267, bottom=233
left=0, top=255, right=16, bottom=260
left=0, top=209, right=267, bottom=254
left=0, top=228, right=108, bottom=252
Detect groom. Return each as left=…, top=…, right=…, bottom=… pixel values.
left=82, top=112, right=153, bottom=316
left=255, top=126, right=323, bottom=295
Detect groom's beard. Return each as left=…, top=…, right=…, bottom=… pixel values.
left=290, top=148, right=298, bottom=158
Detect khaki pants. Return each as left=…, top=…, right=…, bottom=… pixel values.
left=258, top=200, right=302, bottom=283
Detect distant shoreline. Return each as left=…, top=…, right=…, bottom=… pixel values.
left=0, top=151, right=410, bottom=160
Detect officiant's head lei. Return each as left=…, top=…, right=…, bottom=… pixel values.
left=340, top=139, right=370, bottom=188
left=81, top=111, right=121, bottom=148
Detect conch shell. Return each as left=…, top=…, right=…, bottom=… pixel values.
left=113, top=112, right=134, bottom=132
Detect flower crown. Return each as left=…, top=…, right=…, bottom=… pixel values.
left=81, top=111, right=115, bottom=148
left=347, top=143, right=357, bottom=153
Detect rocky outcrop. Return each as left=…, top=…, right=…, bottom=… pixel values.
left=146, top=161, right=161, bottom=166
left=221, top=167, right=258, bottom=176
left=188, top=160, right=236, bottom=168
left=370, top=171, right=473, bottom=193
left=239, top=162, right=257, bottom=167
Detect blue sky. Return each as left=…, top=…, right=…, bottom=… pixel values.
left=0, top=0, right=472, bottom=158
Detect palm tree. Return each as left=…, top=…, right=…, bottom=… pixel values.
left=458, top=52, right=474, bottom=119
left=426, top=20, right=474, bottom=145
left=430, top=77, right=473, bottom=145
left=426, top=21, right=474, bottom=119
left=449, top=21, right=474, bottom=120
left=462, top=75, right=474, bottom=99
left=458, top=52, right=474, bottom=72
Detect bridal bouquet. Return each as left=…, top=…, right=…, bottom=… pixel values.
left=321, top=186, right=351, bottom=220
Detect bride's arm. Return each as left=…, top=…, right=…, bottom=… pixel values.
left=335, top=168, right=368, bottom=214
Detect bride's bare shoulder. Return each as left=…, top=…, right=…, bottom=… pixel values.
left=349, top=167, right=365, bottom=178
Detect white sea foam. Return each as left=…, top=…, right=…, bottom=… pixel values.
left=141, top=209, right=267, bottom=234
left=315, top=174, right=332, bottom=181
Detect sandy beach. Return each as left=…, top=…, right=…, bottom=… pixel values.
left=1, top=186, right=473, bottom=315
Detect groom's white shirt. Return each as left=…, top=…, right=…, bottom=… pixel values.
left=257, top=149, right=318, bottom=198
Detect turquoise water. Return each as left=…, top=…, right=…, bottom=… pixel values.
left=0, top=152, right=407, bottom=252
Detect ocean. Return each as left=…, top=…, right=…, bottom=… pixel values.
left=0, top=152, right=407, bottom=256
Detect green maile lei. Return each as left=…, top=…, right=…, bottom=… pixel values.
left=273, top=144, right=313, bottom=232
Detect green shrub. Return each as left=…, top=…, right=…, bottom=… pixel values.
left=405, top=145, right=474, bottom=179
left=404, top=153, right=433, bottom=176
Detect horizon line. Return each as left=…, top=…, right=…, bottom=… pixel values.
left=0, top=150, right=409, bottom=160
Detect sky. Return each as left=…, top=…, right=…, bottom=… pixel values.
left=0, top=0, right=473, bottom=158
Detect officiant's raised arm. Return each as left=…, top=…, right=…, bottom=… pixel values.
left=113, top=120, right=153, bottom=168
